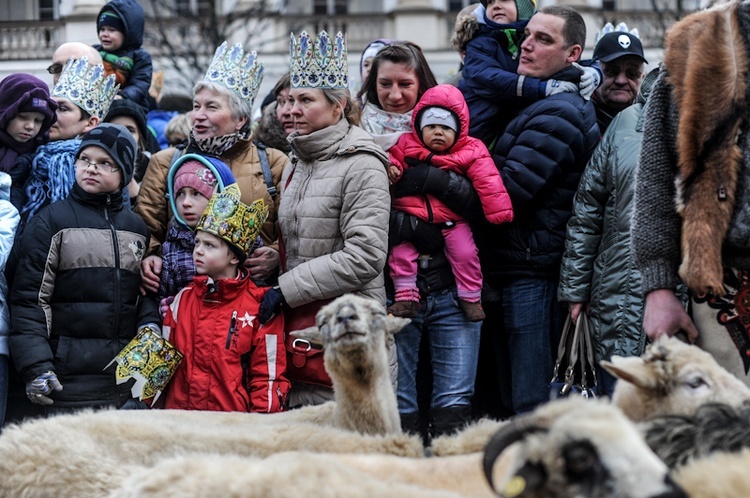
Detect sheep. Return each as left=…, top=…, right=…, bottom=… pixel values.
left=108, top=398, right=684, bottom=498
left=671, top=448, right=750, bottom=498
left=0, top=294, right=420, bottom=498
left=432, top=335, right=750, bottom=456
left=601, top=336, right=750, bottom=422
left=290, top=293, right=408, bottom=435
left=482, top=398, right=687, bottom=498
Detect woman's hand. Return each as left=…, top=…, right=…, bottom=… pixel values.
left=244, top=246, right=280, bottom=282
left=140, top=255, right=162, bottom=294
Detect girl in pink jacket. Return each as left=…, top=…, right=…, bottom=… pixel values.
left=387, top=84, right=513, bottom=321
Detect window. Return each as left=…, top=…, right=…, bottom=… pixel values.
left=448, top=0, right=471, bottom=11
left=313, top=0, right=347, bottom=15
left=39, top=0, right=55, bottom=20
left=176, top=0, right=213, bottom=16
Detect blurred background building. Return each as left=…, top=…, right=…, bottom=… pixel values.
left=0, top=0, right=699, bottom=108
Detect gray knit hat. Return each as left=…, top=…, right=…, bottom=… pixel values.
left=77, top=123, right=137, bottom=187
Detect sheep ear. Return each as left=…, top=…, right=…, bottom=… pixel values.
left=385, top=316, right=411, bottom=335
left=601, top=356, right=657, bottom=389
left=289, top=326, right=324, bottom=346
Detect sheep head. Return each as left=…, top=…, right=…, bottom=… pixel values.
left=482, top=398, right=687, bottom=498
left=602, top=336, right=750, bottom=422
left=290, top=294, right=410, bottom=383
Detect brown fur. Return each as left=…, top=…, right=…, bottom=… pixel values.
left=665, top=1, right=747, bottom=295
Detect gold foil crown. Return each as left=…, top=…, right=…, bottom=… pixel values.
left=197, top=184, right=269, bottom=259
left=203, top=42, right=264, bottom=107
left=51, top=57, right=119, bottom=120
left=290, top=30, right=349, bottom=89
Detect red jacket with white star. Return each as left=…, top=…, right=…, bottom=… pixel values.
left=162, top=273, right=289, bottom=413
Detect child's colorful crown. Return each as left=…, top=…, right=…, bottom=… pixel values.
left=197, top=184, right=268, bottom=259
left=203, top=42, right=264, bottom=107
left=290, top=30, right=348, bottom=89
left=51, top=57, right=119, bottom=120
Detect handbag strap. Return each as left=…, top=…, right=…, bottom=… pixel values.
left=579, top=317, right=598, bottom=387
left=551, top=314, right=574, bottom=382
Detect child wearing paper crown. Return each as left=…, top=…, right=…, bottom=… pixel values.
left=158, top=154, right=238, bottom=307
left=8, top=123, right=160, bottom=417
left=387, top=84, right=513, bottom=322
left=0, top=74, right=57, bottom=210
left=161, top=184, right=288, bottom=412
left=94, top=0, right=153, bottom=112
left=458, top=0, right=600, bottom=146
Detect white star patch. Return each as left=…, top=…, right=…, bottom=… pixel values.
left=237, top=311, right=255, bottom=329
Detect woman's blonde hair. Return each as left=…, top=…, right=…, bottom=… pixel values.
left=321, top=88, right=361, bottom=126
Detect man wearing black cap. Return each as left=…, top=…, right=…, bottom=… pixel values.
left=591, top=28, right=647, bottom=133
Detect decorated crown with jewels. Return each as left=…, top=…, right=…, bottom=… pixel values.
left=51, top=57, right=118, bottom=120
left=203, top=42, right=264, bottom=107
left=290, top=30, right=349, bottom=89
left=197, top=184, right=268, bottom=259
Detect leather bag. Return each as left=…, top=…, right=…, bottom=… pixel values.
left=549, top=314, right=599, bottom=399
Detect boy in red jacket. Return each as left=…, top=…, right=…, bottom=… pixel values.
left=387, top=84, right=513, bottom=322
left=162, top=184, right=289, bottom=412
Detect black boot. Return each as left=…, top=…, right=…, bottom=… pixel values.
left=400, top=411, right=420, bottom=435
left=429, top=404, right=473, bottom=439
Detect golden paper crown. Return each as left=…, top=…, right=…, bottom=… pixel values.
left=290, top=30, right=348, bottom=89
left=203, top=42, right=264, bottom=107
left=51, top=57, right=119, bottom=120
left=197, top=184, right=268, bottom=258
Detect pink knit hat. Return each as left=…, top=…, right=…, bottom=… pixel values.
left=173, top=160, right=218, bottom=199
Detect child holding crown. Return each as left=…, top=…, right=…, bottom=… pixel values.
left=162, top=185, right=289, bottom=413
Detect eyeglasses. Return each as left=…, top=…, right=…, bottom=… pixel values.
left=602, top=64, right=644, bottom=81
left=47, top=63, right=64, bottom=75
left=76, top=156, right=120, bottom=173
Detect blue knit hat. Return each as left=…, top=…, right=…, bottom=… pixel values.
left=98, top=9, right=125, bottom=33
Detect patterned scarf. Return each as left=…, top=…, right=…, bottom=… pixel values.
left=190, top=131, right=242, bottom=157
left=359, top=101, right=412, bottom=152
left=21, top=139, right=80, bottom=225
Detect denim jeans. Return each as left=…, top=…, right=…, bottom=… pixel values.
left=488, top=278, right=564, bottom=415
left=395, top=288, right=481, bottom=414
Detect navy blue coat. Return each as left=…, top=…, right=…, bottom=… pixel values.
left=459, top=17, right=545, bottom=146
left=93, top=0, right=153, bottom=111
left=475, top=66, right=600, bottom=284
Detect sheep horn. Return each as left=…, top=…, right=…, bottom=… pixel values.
left=482, top=417, right=549, bottom=493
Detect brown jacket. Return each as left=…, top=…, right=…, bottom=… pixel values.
left=135, top=139, right=288, bottom=256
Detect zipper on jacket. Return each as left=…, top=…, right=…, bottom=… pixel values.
left=225, top=310, right=238, bottom=349
left=105, top=194, right=122, bottom=336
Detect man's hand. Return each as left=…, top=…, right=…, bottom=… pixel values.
left=140, top=255, right=162, bottom=294
left=568, top=302, right=587, bottom=323
left=643, top=289, right=699, bottom=343
left=244, top=246, right=280, bottom=283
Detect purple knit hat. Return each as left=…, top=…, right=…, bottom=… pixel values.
left=0, top=73, right=58, bottom=173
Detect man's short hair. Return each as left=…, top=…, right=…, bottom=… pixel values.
left=538, top=5, right=586, bottom=50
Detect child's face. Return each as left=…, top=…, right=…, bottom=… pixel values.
left=193, top=231, right=240, bottom=280
left=75, top=146, right=123, bottom=194
left=51, top=97, right=92, bottom=141
left=108, top=115, right=141, bottom=148
left=486, top=0, right=518, bottom=24
left=175, top=187, right=210, bottom=228
left=7, top=112, right=45, bottom=143
left=421, top=124, right=457, bottom=153
left=98, top=26, right=124, bottom=52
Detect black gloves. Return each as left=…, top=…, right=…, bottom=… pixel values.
left=391, top=162, right=451, bottom=198
left=389, top=211, right=445, bottom=255
left=259, top=286, right=286, bottom=324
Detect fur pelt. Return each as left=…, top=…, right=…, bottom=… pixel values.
left=450, top=12, right=479, bottom=53
left=673, top=447, right=750, bottom=497
left=666, top=0, right=748, bottom=295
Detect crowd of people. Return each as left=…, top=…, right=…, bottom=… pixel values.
left=0, top=0, right=745, bottom=446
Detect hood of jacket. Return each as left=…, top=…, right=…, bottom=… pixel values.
left=411, top=84, right=471, bottom=153
left=98, top=0, right=145, bottom=51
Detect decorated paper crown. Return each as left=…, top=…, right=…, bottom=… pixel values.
left=197, top=184, right=269, bottom=259
left=203, top=42, right=264, bottom=107
left=290, top=30, right=349, bottom=89
left=51, top=57, right=119, bottom=120
left=108, top=325, right=184, bottom=406
left=594, top=22, right=640, bottom=46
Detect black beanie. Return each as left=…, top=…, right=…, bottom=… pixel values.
left=98, top=9, right=125, bottom=33
left=105, top=99, right=148, bottom=144
left=77, top=123, right=137, bottom=187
